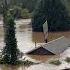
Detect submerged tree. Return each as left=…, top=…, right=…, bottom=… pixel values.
left=2, top=0, right=18, bottom=64
left=32, top=0, right=70, bottom=32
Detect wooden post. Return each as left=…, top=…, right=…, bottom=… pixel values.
left=35, top=42, right=36, bottom=48
left=44, top=39, right=48, bottom=43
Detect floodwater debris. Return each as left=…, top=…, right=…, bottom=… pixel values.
left=49, top=60, right=61, bottom=66
left=0, top=58, right=39, bottom=66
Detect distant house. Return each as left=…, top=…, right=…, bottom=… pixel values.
left=26, top=36, right=70, bottom=55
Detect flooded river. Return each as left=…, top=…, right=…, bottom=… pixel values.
left=15, top=19, right=45, bottom=53
left=0, top=19, right=70, bottom=70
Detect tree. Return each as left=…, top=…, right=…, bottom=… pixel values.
left=22, top=0, right=38, bottom=12
left=2, top=0, right=18, bottom=64
left=32, top=0, right=70, bottom=32
left=21, top=9, right=31, bottom=19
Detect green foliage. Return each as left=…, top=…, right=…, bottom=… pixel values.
left=10, top=6, right=31, bottom=19
left=32, top=0, right=70, bottom=32
left=0, top=0, right=38, bottom=15
left=3, top=12, right=18, bottom=64
left=21, top=9, right=31, bottom=19
left=62, top=0, right=70, bottom=16
left=2, top=0, right=18, bottom=64
left=16, top=60, right=36, bottom=66
left=65, top=57, right=70, bottom=63
left=21, top=0, right=38, bottom=12
left=12, top=6, right=22, bottom=18
left=49, top=60, right=61, bottom=66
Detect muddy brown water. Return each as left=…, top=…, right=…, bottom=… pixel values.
left=0, top=19, right=70, bottom=70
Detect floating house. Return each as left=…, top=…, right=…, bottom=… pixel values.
left=26, top=36, right=70, bottom=55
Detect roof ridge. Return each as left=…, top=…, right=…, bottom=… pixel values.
left=44, top=36, right=66, bottom=45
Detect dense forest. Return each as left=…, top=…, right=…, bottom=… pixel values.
left=0, top=0, right=70, bottom=18
left=0, top=0, right=70, bottom=32
left=0, top=0, right=38, bottom=12
left=61, top=0, right=70, bottom=16
left=32, top=0, right=70, bottom=32
left=0, top=0, right=70, bottom=15
left=0, top=0, right=38, bottom=18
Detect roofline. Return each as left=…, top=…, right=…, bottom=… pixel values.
left=26, top=46, right=43, bottom=54
left=43, top=36, right=69, bottom=54
left=26, top=36, right=68, bottom=54
left=44, top=36, right=65, bottom=45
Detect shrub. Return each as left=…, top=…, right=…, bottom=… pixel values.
left=65, top=57, right=70, bottom=63
left=49, top=60, right=61, bottom=66
left=21, top=9, right=31, bottom=19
